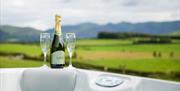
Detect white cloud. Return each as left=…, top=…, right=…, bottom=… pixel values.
left=0, top=0, right=180, bottom=30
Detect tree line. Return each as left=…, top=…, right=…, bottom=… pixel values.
left=97, top=32, right=180, bottom=44
left=98, top=31, right=180, bottom=39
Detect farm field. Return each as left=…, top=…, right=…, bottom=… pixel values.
left=0, top=39, right=180, bottom=81
left=0, top=56, right=42, bottom=68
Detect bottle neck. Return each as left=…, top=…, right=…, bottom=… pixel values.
left=55, top=22, right=62, bottom=35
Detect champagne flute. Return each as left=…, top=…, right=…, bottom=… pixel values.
left=66, top=33, right=76, bottom=67
left=40, top=33, right=51, bottom=68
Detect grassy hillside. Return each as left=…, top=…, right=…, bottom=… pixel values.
left=0, top=56, right=42, bottom=68
left=167, top=30, right=180, bottom=36
left=0, top=43, right=41, bottom=56
left=0, top=39, right=180, bottom=81
left=0, top=25, right=41, bottom=42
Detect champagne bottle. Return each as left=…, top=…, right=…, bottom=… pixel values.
left=50, top=15, right=65, bottom=68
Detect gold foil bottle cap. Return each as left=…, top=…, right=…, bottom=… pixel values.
left=55, top=15, right=61, bottom=22
left=55, top=15, right=61, bottom=35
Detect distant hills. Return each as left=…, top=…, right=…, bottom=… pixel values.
left=49, top=21, right=180, bottom=38
left=0, top=25, right=41, bottom=42
left=0, top=20, right=180, bottom=42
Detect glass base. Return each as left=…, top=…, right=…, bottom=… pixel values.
left=40, top=65, right=49, bottom=69
left=67, top=64, right=75, bottom=69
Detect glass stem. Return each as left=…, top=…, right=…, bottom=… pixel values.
left=69, top=52, right=72, bottom=67
left=43, top=52, right=47, bottom=66
left=69, top=57, right=72, bottom=67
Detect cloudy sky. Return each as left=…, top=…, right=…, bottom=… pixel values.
left=0, top=0, right=180, bottom=30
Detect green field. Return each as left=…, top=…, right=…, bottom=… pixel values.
left=0, top=43, right=41, bottom=56
left=76, top=58, right=180, bottom=72
left=0, top=39, right=180, bottom=81
left=0, top=56, right=42, bottom=68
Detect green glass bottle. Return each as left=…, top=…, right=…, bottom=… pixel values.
left=50, top=15, right=65, bottom=68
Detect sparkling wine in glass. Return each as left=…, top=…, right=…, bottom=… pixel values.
left=66, top=33, right=76, bottom=67
left=40, top=33, right=51, bottom=68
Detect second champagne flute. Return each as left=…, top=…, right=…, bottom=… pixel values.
left=40, top=33, right=51, bottom=68
left=66, top=33, right=76, bottom=67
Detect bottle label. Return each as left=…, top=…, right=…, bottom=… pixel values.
left=51, top=51, right=65, bottom=64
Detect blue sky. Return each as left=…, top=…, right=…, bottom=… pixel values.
left=0, top=0, right=180, bottom=30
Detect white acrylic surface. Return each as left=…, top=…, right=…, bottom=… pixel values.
left=0, top=68, right=180, bottom=91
